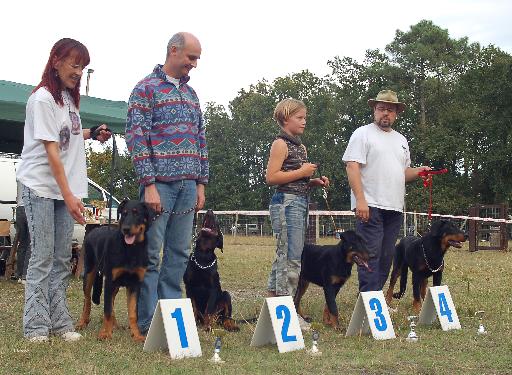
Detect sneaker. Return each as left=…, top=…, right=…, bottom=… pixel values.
left=61, top=331, right=82, bottom=342
left=298, top=315, right=311, bottom=331
left=17, top=278, right=22, bottom=284
left=28, top=335, right=49, bottom=343
left=21, top=279, right=26, bottom=285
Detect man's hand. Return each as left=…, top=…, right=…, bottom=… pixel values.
left=144, top=184, right=161, bottom=213
left=196, top=184, right=205, bottom=212
left=355, top=198, right=370, bottom=223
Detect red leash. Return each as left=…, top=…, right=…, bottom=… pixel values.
left=418, top=168, right=448, bottom=220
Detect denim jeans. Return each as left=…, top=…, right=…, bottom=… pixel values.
left=267, top=192, right=308, bottom=296
left=22, top=185, right=75, bottom=338
left=137, top=180, right=197, bottom=333
left=15, top=206, right=31, bottom=279
left=356, top=206, right=403, bottom=292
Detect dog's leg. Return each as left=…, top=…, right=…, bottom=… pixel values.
left=293, top=277, right=310, bottom=321
left=412, top=273, right=423, bottom=314
left=98, top=277, right=115, bottom=340
left=127, top=286, right=145, bottom=342
left=433, top=271, right=442, bottom=287
left=76, top=269, right=96, bottom=330
left=420, top=278, right=428, bottom=301
left=218, top=291, right=239, bottom=332
left=203, top=289, right=219, bottom=332
left=386, top=265, right=400, bottom=305
left=322, top=283, right=341, bottom=329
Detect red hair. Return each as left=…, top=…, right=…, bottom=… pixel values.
left=33, top=38, right=90, bottom=109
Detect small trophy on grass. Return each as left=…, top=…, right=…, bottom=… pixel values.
left=209, top=329, right=225, bottom=364
left=308, top=322, right=323, bottom=356
left=406, top=316, right=419, bottom=342
left=475, top=311, right=487, bottom=335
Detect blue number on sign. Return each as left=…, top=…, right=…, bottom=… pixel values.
left=276, top=305, right=297, bottom=343
left=171, top=307, right=189, bottom=348
left=438, top=292, right=453, bottom=322
left=369, top=297, right=388, bottom=331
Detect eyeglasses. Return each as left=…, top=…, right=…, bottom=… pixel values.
left=375, top=106, right=397, bottom=113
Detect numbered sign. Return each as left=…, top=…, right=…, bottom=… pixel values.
left=418, top=286, right=461, bottom=330
left=143, top=298, right=202, bottom=359
left=250, top=296, right=304, bottom=353
left=346, top=291, right=396, bottom=340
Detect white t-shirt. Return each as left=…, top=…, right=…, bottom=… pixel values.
left=166, top=74, right=181, bottom=88
left=342, top=123, right=411, bottom=212
left=16, top=87, right=88, bottom=200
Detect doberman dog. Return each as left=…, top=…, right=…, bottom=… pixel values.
left=76, top=199, right=155, bottom=342
left=385, top=220, right=466, bottom=313
left=294, top=230, right=371, bottom=329
left=183, top=209, right=239, bottom=332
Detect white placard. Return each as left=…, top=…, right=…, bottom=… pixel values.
left=418, top=286, right=461, bottom=330
left=346, top=291, right=396, bottom=340
left=143, top=298, right=202, bottom=359
left=250, top=296, right=304, bottom=353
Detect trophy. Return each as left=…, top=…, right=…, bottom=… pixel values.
left=406, top=316, right=419, bottom=342
left=308, top=322, right=323, bottom=356
left=209, top=330, right=225, bottom=363
left=475, top=311, right=487, bottom=335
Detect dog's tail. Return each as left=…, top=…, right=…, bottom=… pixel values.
left=393, top=266, right=409, bottom=299
left=92, top=271, right=103, bottom=305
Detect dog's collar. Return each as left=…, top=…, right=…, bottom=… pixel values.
left=190, top=253, right=217, bottom=269
left=421, top=241, right=444, bottom=273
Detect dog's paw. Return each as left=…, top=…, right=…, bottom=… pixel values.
left=132, top=333, right=146, bottom=343
left=301, top=315, right=313, bottom=323
left=98, top=329, right=112, bottom=340
left=75, top=319, right=89, bottom=330
left=223, top=319, right=240, bottom=332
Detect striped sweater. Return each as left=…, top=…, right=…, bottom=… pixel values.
left=126, top=64, right=208, bottom=186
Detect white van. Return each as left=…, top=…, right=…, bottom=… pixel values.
left=0, top=156, right=120, bottom=244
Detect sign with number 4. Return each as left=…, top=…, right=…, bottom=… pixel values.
left=250, top=296, right=305, bottom=353
left=143, top=299, right=202, bottom=359
left=418, top=286, right=461, bottom=330
left=346, top=291, right=396, bottom=340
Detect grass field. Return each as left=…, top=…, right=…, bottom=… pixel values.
left=1, top=236, right=511, bottom=375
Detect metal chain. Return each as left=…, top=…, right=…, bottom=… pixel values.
left=421, top=241, right=444, bottom=273
left=152, top=205, right=196, bottom=221
left=190, top=253, right=217, bottom=269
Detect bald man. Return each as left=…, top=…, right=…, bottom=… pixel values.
left=126, top=32, right=209, bottom=334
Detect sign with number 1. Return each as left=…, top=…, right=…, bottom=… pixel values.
left=250, top=296, right=304, bottom=353
left=418, top=286, right=461, bottom=330
left=346, top=291, right=396, bottom=340
left=143, top=298, right=202, bottom=359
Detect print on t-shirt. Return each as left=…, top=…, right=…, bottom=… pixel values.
left=70, top=111, right=81, bottom=135
left=59, top=125, right=70, bottom=151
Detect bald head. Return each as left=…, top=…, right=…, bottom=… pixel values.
left=163, top=32, right=201, bottom=79
left=166, top=32, right=201, bottom=57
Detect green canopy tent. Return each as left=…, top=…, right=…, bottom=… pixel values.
left=0, top=80, right=128, bottom=153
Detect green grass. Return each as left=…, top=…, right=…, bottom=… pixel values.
left=1, top=236, right=511, bottom=374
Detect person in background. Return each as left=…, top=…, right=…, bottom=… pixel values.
left=14, top=180, right=30, bottom=284
left=16, top=38, right=111, bottom=342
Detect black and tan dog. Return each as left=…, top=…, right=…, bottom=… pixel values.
left=385, top=220, right=466, bottom=313
left=76, top=200, right=154, bottom=342
left=294, top=231, right=371, bottom=329
left=183, top=210, right=239, bottom=332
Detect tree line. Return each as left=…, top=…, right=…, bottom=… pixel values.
left=88, top=20, right=512, bottom=215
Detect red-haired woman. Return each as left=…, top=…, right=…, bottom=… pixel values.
left=16, top=38, right=111, bottom=342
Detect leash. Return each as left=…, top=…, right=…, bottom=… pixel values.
left=418, top=168, right=448, bottom=221
left=314, top=163, right=338, bottom=233
left=152, top=205, right=196, bottom=222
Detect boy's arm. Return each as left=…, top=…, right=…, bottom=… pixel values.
left=265, top=139, right=316, bottom=185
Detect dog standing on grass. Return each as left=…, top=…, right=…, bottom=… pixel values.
left=385, top=220, right=467, bottom=313
left=183, top=209, right=239, bottom=332
left=76, top=200, right=155, bottom=342
left=294, top=230, right=371, bottom=329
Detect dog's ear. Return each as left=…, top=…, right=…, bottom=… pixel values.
left=143, top=203, right=158, bottom=228
left=430, top=220, right=446, bottom=237
left=217, top=230, right=224, bottom=252
left=117, top=198, right=129, bottom=221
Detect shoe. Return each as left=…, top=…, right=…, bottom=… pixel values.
left=28, top=335, right=49, bottom=343
left=17, top=278, right=22, bottom=284
left=61, top=331, right=82, bottom=342
left=298, top=315, right=311, bottom=331
left=21, top=279, right=26, bottom=285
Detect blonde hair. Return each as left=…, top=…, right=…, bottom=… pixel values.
left=273, top=98, right=306, bottom=127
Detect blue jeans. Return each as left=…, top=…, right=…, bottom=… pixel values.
left=137, top=180, right=197, bottom=333
left=22, top=185, right=75, bottom=338
left=267, top=192, right=308, bottom=296
left=356, top=206, right=403, bottom=292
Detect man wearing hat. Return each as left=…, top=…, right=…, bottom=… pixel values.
left=342, top=89, right=429, bottom=292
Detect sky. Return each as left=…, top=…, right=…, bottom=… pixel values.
left=1, top=0, right=511, bottom=112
